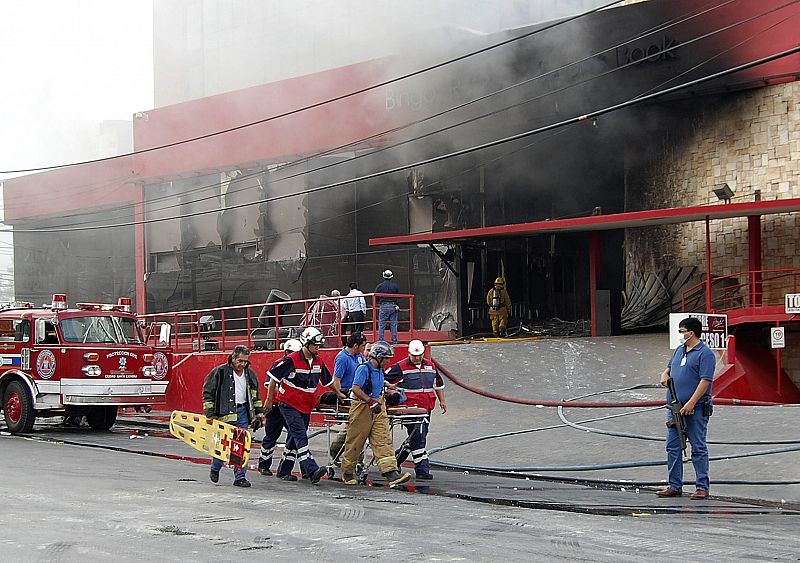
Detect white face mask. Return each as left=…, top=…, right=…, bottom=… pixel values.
left=679, top=332, right=690, bottom=344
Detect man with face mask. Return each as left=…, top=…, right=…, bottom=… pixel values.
left=202, top=345, right=264, bottom=487
left=385, top=340, right=446, bottom=480
left=656, top=317, right=716, bottom=500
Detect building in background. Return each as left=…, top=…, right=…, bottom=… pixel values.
left=3, top=1, right=799, bottom=367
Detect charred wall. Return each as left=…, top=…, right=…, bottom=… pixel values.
left=14, top=208, right=135, bottom=307
left=142, top=0, right=798, bottom=332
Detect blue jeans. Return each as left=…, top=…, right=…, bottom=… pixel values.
left=666, top=407, right=710, bottom=491
left=378, top=302, right=398, bottom=344
left=276, top=404, right=320, bottom=478
left=211, top=405, right=250, bottom=481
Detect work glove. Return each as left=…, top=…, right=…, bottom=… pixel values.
left=368, top=399, right=382, bottom=414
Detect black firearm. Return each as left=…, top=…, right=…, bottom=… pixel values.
left=665, top=377, right=688, bottom=460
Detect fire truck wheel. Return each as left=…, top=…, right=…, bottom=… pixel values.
left=86, top=406, right=118, bottom=431
left=3, top=380, right=35, bottom=434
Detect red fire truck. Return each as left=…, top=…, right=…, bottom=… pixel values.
left=0, top=294, right=171, bottom=434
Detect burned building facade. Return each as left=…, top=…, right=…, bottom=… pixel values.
left=3, top=0, right=799, bottom=346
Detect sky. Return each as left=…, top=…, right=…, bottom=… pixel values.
left=0, top=1, right=154, bottom=278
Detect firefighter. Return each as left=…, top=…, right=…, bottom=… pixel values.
left=258, top=338, right=302, bottom=477
left=326, top=332, right=368, bottom=464
left=340, top=341, right=411, bottom=487
left=385, top=339, right=446, bottom=480
left=486, top=276, right=511, bottom=337
left=202, top=345, right=264, bottom=487
left=265, top=327, right=331, bottom=484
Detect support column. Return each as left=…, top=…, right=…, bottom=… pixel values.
left=589, top=231, right=601, bottom=337
left=134, top=183, right=147, bottom=314
left=776, top=321, right=782, bottom=396
left=705, top=216, right=712, bottom=313
left=455, top=245, right=466, bottom=339
left=748, top=215, right=762, bottom=306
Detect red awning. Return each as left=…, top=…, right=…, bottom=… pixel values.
left=369, top=197, right=800, bottom=246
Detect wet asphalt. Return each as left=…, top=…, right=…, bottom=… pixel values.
left=2, top=333, right=800, bottom=561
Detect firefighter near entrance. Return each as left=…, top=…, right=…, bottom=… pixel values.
left=486, top=277, right=512, bottom=337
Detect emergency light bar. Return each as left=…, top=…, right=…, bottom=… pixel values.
left=76, top=303, right=128, bottom=312
left=117, top=297, right=132, bottom=312
left=2, top=301, right=33, bottom=309
left=51, top=294, right=68, bottom=310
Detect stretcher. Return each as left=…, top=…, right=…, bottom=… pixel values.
left=169, top=410, right=251, bottom=467
left=315, top=398, right=429, bottom=484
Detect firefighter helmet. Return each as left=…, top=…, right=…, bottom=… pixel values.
left=299, top=327, right=325, bottom=347
left=370, top=341, right=394, bottom=361
left=382, top=269, right=394, bottom=279
left=408, top=339, right=425, bottom=356
left=283, top=338, right=302, bottom=352
left=494, top=277, right=505, bottom=285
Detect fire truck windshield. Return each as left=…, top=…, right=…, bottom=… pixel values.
left=60, top=315, right=144, bottom=344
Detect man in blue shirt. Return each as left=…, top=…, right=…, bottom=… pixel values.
left=656, top=317, right=717, bottom=500
left=339, top=341, right=411, bottom=487
left=332, top=332, right=367, bottom=400
left=375, top=269, right=401, bottom=344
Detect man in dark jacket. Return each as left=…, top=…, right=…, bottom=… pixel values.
left=202, top=345, right=264, bottom=487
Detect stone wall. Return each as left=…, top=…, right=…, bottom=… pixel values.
left=624, top=80, right=800, bottom=386
left=626, top=81, right=800, bottom=299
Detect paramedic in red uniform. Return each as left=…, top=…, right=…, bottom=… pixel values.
left=265, top=327, right=331, bottom=484
left=258, top=338, right=301, bottom=477
left=384, top=339, right=446, bottom=480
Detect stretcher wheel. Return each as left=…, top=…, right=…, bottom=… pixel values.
left=327, top=467, right=336, bottom=479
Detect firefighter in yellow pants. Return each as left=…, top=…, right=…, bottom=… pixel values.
left=340, top=342, right=411, bottom=487
left=486, top=277, right=511, bottom=337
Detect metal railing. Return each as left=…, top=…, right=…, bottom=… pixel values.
left=140, top=292, right=415, bottom=354
left=681, top=268, right=800, bottom=313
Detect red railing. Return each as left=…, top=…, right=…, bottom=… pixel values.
left=681, top=268, right=800, bottom=313
left=140, top=292, right=415, bottom=354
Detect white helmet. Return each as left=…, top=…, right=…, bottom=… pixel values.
left=408, top=339, right=425, bottom=356
left=382, top=269, right=393, bottom=279
left=299, top=326, right=325, bottom=347
left=283, top=338, right=302, bottom=352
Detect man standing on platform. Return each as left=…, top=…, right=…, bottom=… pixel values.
left=342, top=282, right=367, bottom=337
left=375, top=270, right=401, bottom=345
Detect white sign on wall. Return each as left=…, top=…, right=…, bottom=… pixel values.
left=786, top=293, right=800, bottom=314
left=668, top=313, right=728, bottom=350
